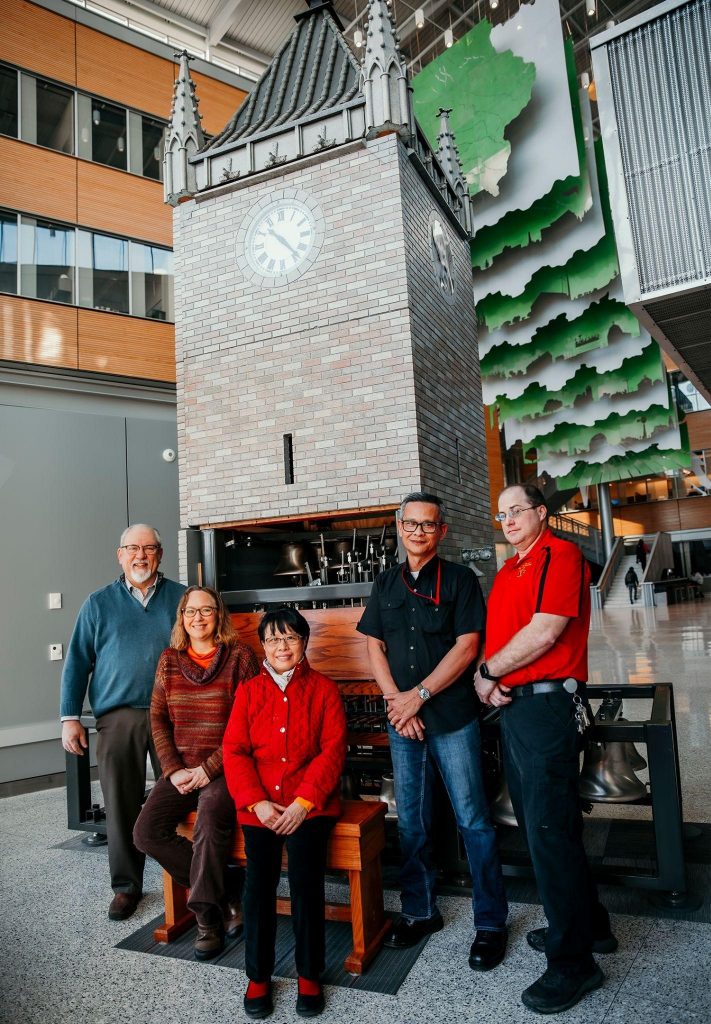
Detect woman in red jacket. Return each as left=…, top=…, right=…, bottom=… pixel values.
left=133, top=586, right=259, bottom=960
left=223, top=607, right=347, bottom=1020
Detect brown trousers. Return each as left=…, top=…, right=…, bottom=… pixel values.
left=133, top=774, right=239, bottom=926
left=95, top=706, right=158, bottom=896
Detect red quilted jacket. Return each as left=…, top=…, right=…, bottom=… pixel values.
left=222, top=658, right=347, bottom=827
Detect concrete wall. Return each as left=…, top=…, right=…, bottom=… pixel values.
left=0, top=369, right=179, bottom=783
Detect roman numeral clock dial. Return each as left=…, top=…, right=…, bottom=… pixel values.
left=239, top=195, right=324, bottom=287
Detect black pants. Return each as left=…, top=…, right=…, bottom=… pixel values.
left=500, top=690, right=610, bottom=976
left=95, top=706, right=159, bottom=896
left=627, top=584, right=637, bottom=603
left=242, top=817, right=334, bottom=982
left=133, top=775, right=240, bottom=926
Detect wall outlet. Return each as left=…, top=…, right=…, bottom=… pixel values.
left=48, top=593, right=62, bottom=609
left=49, top=643, right=63, bottom=661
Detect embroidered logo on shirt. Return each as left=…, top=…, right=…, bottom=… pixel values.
left=515, top=560, right=531, bottom=578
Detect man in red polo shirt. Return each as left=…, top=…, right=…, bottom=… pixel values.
left=474, top=484, right=616, bottom=1015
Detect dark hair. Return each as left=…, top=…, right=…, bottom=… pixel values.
left=500, top=483, right=548, bottom=517
left=400, top=491, right=446, bottom=522
left=170, top=586, right=237, bottom=650
left=258, top=606, right=310, bottom=645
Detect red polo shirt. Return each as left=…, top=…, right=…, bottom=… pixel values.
left=485, top=528, right=591, bottom=687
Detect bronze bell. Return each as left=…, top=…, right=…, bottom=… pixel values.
left=490, top=778, right=518, bottom=828
left=332, top=539, right=352, bottom=558
left=273, top=542, right=316, bottom=576
left=579, top=739, right=647, bottom=802
left=379, top=773, right=397, bottom=816
left=618, top=717, right=647, bottom=771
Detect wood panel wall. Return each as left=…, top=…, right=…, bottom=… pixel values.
left=563, top=499, right=711, bottom=536
left=0, top=1, right=77, bottom=84
left=77, top=162, right=171, bottom=246
left=484, top=406, right=505, bottom=518
left=75, top=24, right=175, bottom=120
left=0, top=296, right=78, bottom=369
left=78, top=309, right=175, bottom=382
left=192, top=69, right=246, bottom=136
left=0, top=137, right=77, bottom=223
left=687, top=410, right=711, bottom=452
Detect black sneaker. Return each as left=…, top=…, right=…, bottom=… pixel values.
left=384, top=910, right=444, bottom=949
left=521, top=965, right=604, bottom=1014
left=526, top=927, right=618, bottom=955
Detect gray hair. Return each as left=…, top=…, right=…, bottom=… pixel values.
left=120, top=524, right=162, bottom=546
left=399, top=492, right=447, bottom=523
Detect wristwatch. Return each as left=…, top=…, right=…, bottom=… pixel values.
left=479, top=662, right=500, bottom=681
left=417, top=686, right=431, bottom=701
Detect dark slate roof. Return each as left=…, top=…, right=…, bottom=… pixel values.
left=200, top=3, right=363, bottom=154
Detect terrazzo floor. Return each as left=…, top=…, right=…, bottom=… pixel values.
left=1, top=603, right=710, bottom=1024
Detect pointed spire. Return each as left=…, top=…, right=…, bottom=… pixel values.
left=164, top=51, right=206, bottom=207
left=436, top=107, right=472, bottom=234
left=361, top=0, right=413, bottom=138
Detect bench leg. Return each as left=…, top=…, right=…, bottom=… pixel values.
left=153, top=869, right=195, bottom=943
left=343, top=857, right=391, bottom=975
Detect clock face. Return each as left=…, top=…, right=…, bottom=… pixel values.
left=238, top=195, right=324, bottom=287
left=429, top=214, right=455, bottom=301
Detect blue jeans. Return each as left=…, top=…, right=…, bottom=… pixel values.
left=388, top=718, right=508, bottom=930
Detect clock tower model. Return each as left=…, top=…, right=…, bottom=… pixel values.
left=165, top=0, right=493, bottom=574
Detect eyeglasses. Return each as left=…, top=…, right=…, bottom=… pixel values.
left=183, top=606, right=217, bottom=618
left=263, top=635, right=303, bottom=647
left=120, top=544, right=160, bottom=554
left=494, top=504, right=541, bottom=523
left=400, top=519, right=442, bottom=534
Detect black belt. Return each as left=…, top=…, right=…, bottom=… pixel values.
left=508, top=678, right=582, bottom=699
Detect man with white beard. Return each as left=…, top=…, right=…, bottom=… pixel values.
left=61, top=524, right=184, bottom=920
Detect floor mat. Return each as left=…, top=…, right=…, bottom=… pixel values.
left=115, top=914, right=425, bottom=994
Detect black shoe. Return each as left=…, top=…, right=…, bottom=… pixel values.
left=384, top=910, right=444, bottom=949
left=526, top=927, right=618, bottom=955
left=521, top=965, right=604, bottom=1014
left=469, top=927, right=508, bottom=971
left=295, top=985, right=325, bottom=1018
left=244, top=982, right=273, bottom=1019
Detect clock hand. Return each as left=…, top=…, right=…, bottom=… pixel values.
left=267, top=226, right=301, bottom=260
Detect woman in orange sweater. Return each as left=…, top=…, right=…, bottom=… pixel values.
left=133, top=586, right=258, bottom=960
left=223, top=607, right=347, bottom=1020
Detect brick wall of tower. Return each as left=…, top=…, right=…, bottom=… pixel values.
left=173, top=135, right=422, bottom=528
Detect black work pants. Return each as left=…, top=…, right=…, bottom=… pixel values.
left=133, top=774, right=240, bottom=926
left=500, top=690, right=609, bottom=976
left=95, top=706, right=158, bottom=896
left=242, top=816, right=334, bottom=982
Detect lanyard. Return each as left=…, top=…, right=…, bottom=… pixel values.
left=401, top=558, right=441, bottom=607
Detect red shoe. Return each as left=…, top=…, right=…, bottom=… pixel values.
left=244, top=980, right=273, bottom=1019
left=296, top=977, right=324, bottom=1018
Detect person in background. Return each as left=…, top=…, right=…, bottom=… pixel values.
left=357, top=491, right=508, bottom=972
left=475, top=484, right=616, bottom=1016
left=624, top=566, right=639, bottom=604
left=223, top=608, right=346, bottom=1020
left=60, top=525, right=184, bottom=921
left=635, top=538, right=648, bottom=574
left=133, top=586, right=259, bottom=960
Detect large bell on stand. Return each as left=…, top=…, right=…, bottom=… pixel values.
left=273, top=542, right=316, bottom=577
left=378, top=773, right=397, bottom=816
left=490, top=779, right=518, bottom=828
left=579, top=738, right=648, bottom=802
left=618, top=717, right=647, bottom=771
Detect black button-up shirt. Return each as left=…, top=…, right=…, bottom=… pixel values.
left=357, top=555, right=485, bottom=735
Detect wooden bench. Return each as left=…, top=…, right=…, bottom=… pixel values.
left=153, top=799, right=390, bottom=974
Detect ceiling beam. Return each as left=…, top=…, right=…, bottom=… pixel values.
left=207, top=0, right=248, bottom=49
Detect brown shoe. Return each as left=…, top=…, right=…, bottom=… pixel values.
left=194, top=924, right=224, bottom=961
left=224, top=900, right=243, bottom=938
left=108, top=892, right=140, bottom=921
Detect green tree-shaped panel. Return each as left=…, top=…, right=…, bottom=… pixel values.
left=527, top=405, right=674, bottom=459
left=412, top=20, right=535, bottom=198
left=556, top=444, right=691, bottom=488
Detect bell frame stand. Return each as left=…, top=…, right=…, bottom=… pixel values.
left=486, top=683, right=701, bottom=910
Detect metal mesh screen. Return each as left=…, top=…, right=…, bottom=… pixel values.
left=608, top=0, right=711, bottom=295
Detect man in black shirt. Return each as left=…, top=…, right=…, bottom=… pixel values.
left=357, top=492, right=507, bottom=970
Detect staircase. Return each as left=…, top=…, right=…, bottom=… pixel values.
left=604, top=553, right=643, bottom=608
